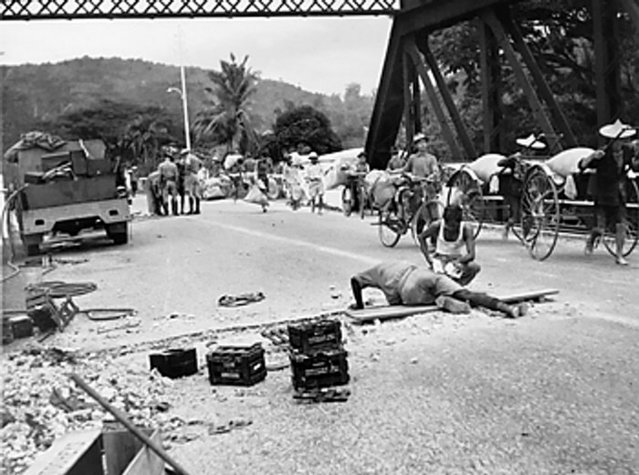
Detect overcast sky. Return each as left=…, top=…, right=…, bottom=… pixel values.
left=0, top=17, right=393, bottom=95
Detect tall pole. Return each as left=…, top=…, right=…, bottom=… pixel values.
left=180, top=64, right=191, bottom=151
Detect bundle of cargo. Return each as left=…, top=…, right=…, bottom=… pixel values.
left=287, top=319, right=349, bottom=392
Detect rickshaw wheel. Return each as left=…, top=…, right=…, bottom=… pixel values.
left=521, top=166, right=560, bottom=261
left=411, top=199, right=444, bottom=246
left=603, top=177, right=639, bottom=257
left=446, top=168, right=484, bottom=239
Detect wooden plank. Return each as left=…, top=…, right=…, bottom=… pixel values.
left=23, top=430, right=103, bottom=475
left=346, top=304, right=439, bottom=324
left=346, top=288, right=559, bottom=324
left=498, top=288, right=559, bottom=304
left=123, top=431, right=163, bottom=475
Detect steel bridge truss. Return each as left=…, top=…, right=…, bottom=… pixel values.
left=366, top=0, right=639, bottom=168
left=0, top=0, right=400, bottom=20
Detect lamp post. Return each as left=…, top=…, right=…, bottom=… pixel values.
left=167, top=64, right=191, bottom=151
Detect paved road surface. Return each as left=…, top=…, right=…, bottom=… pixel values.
left=3, top=196, right=638, bottom=474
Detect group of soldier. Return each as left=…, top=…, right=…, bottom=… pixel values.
left=146, top=146, right=203, bottom=217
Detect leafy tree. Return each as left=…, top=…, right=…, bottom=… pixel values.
left=192, top=54, right=260, bottom=155
left=427, top=0, right=639, bottom=153
left=273, top=105, right=342, bottom=155
left=39, top=99, right=180, bottom=164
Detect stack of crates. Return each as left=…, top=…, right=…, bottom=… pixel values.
left=287, top=319, right=349, bottom=391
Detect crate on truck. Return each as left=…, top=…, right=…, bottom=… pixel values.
left=3, top=131, right=131, bottom=256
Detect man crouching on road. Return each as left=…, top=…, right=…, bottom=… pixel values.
left=418, top=204, right=480, bottom=285
left=349, top=261, right=527, bottom=318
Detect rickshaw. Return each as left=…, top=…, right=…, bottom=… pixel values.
left=445, top=132, right=639, bottom=261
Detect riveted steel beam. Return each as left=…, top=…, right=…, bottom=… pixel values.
left=478, top=18, right=503, bottom=154
left=417, top=36, right=476, bottom=159
left=481, top=9, right=561, bottom=153
left=405, top=37, right=463, bottom=160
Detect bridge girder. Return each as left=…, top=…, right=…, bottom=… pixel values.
left=367, top=0, right=634, bottom=169
left=0, top=0, right=400, bottom=20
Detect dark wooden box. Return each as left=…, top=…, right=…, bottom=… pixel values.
left=287, top=319, right=342, bottom=353
left=149, top=348, right=198, bottom=379
left=207, top=343, right=266, bottom=386
left=290, top=346, right=349, bottom=391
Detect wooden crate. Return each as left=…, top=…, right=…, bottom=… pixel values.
left=22, top=428, right=163, bottom=475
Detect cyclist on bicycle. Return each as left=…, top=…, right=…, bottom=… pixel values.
left=389, top=133, right=442, bottom=222
left=401, top=133, right=441, bottom=183
left=343, top=151, right=370, bottom=214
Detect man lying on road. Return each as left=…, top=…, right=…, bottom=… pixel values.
left=350, top=261, right=527, bottom=318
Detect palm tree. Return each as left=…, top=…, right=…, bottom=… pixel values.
left=193, top=54, right=260, bottom=155
left=121, top=113, right=172, bottom=173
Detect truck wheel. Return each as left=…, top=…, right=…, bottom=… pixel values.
left=107, top=222, right=129, bottom=245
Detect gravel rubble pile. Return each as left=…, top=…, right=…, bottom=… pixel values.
left=0, top=345, right=182, bottom=474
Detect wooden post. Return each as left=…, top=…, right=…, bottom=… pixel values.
left=405, top=37, right=463, bottom=160
left=481, top=9, right=560, bottom=152
left=499, top=8, right=576, bottom=149
left=418, top=36, right=477, bottom=160
left=478, top=18, right=502, bottom=154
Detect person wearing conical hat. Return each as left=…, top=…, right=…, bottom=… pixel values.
left=579, top=119, right=638, bottom=265
left=498, top=134, right=547, bottom=240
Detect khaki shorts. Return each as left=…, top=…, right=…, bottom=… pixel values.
left=162, top=180, right=178, bottom=200
left=184, top=174, right=201, bottom=198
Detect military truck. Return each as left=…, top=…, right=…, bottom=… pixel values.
left=3, top=133, right=131, bottom=256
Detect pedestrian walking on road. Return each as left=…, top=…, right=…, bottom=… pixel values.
left=305, top=152, right=325, bottom=214
left=350, top=261, right=528, bottom=318
left=418, top=204, right=481, bottom=286
left=183, top=151, right=203, bottom=214
left=283, top=153, right=305, bottom=210
left=579, top=120, right=638, bottom=266
left=158, top=149, right=180, bottom=216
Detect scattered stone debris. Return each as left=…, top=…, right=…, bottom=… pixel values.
left=0, top=346, right=187, bottom=474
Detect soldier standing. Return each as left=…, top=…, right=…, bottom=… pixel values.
left=158, top=148, right=180, bottom=216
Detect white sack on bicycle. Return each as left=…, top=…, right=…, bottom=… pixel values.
left=546, top=147, right=595, bottom=178
left=467, top=154, right=507, bottom=183
left=367, top=170, right=395, bottom=208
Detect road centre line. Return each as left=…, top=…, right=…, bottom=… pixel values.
left=197, top=219, right=379, bottom=265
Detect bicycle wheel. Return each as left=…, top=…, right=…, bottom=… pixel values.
left=342, top=186, right=353, bottom=217
left=446, top=168, right=484, bottom=238
left=603, top=177, right=639, bottom=257
left=378, top=206, right=402, bottom=248
left=521, top=166, right=560, bottom=261
left=411, top=199, right=444, bottom=245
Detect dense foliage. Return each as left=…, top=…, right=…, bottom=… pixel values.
left=274, top=105, right=342, bottom=155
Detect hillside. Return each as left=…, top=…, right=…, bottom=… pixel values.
left=0, top=57, right=373, bottom=153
